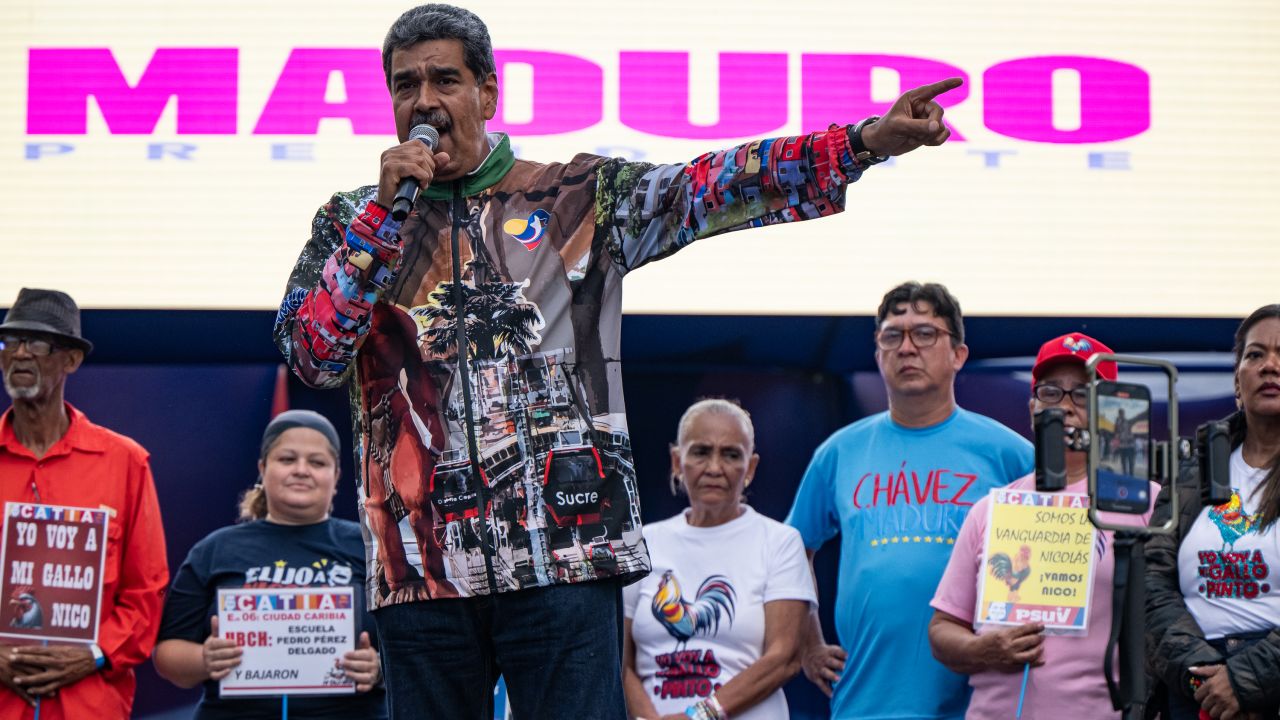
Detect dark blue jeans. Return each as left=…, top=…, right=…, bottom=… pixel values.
left=374, top=578, right=626, bottom=720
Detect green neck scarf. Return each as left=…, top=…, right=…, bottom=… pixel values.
left=422, top=133, right=515, bottom=200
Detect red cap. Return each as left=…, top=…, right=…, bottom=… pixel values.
left=1032, top=333, right=1117, bottom=383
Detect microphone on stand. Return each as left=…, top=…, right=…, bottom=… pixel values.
left=390, top=124, right=440, bottom=221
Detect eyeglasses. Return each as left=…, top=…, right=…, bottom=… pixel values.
left=1033, top=384, right=1090, bottom=407
left=876, top=325, right=953, bottom=350
left=0, top=334, right=58, bottom=357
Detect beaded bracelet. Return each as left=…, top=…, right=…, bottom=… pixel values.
left=683, top=697, right=728, bottom=720
left=684, top=702, right=711, bottom=720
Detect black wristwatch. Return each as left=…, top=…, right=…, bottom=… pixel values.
left=849, top=116, right=889, bottom=166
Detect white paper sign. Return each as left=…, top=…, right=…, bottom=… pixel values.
left=216, top=586, right=356, bottom=697
left=975, top=490, right=1096, bottom=634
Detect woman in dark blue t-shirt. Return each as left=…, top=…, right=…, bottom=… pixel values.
left=153, top=410, right=387, bottom=719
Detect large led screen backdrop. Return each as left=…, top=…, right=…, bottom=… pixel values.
left=3, top=0, right=1277, bottom=315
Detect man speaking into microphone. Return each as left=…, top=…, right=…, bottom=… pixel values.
left=273, top=4, right=962, bottom=717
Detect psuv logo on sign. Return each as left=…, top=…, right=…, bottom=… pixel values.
left=504, top=209, right=551, bottom=251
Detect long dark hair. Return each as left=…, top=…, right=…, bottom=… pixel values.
left=1258, top=462, right=1280, bottom=532
left=1234, top=304, right=1280, bottom=530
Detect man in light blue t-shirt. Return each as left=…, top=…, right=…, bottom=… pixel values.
left=787, top=282, right=1033, bottom=720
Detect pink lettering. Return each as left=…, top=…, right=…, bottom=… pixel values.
left=254, top=49, right=393, bottom=135
left=983, top=56, right=1149, bottom=143
left=1203, top=580, right=1262, bottom=599
left=490, top=50, right=602, bottom=135
left=25, top=48, right=1154, bottom=146
left=911, top=471, right=931, bottom=504
left=950, top=472, right=977, bottom=506
left=890, top=470, right=909, bottom=506
left=853, top=472, right=872, bottom=509
left=858, top=466, right=981, bottom=507
left=801, top=54, right=968, bottom=137
left=619, top=52, right=787, bottom=139
left=659, top=677, right=713, bottom=699
left=872, top=474, right=892, bottom=507
left=28, top=48, right=238, bottom=134
left=931, top=469, right=952, bottom=504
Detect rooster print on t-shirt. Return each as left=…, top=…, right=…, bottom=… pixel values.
left=649, top=570, right=736, bottom=702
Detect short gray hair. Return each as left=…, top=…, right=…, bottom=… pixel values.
left=382, top=4, right=496, bottom=87
left=670, top=399, right=755, bottom=495
left=675, top=398, right=755, bottom=450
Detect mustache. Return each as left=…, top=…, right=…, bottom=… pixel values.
left=409, top=111, right=451, bottom=134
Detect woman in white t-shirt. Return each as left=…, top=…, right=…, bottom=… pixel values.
left=622, top=399, right=815, bottom=720
left=1146, top=304, right=1280, bottom=720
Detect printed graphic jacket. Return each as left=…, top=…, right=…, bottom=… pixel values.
left=275, top=127, right=870, bottom=609
left=1144, top=411, right=1280, bottom=714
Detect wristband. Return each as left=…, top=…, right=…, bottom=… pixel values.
left=684, top=699, right=726, bottom=720
left=848, top=116, right=889, bottom=166
left=89, top=643, right=106, bottom=670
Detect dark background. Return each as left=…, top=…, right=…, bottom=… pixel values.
left=1, top=310, right=1241, bottom=719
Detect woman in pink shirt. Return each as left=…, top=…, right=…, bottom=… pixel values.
left=927, top=333, right=1156, bottom=719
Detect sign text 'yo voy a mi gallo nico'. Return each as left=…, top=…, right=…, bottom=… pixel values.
left=0, top=502, right=109, bottom=643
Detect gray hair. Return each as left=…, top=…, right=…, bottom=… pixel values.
left=676, top=398, right=755, bottom=449
left=382, top=4, right=496, bottom=87
left=670, top=399, right=755, bottom=495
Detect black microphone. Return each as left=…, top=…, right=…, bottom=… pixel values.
left=1034, top=408, right=1068, bottom=492
left=390, top=124, right=440, bottom=221
left=1197, top=420, right=1232, bottom=505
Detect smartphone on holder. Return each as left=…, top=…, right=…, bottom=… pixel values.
left=1094, top=380, right=1152, bottom=514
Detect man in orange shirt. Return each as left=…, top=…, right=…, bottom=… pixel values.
left=0, top=288, right=169, bottom=720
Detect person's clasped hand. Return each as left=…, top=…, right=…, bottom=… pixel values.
left=9, top=644, right=97, bottom=697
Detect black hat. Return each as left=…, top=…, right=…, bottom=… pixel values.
left=0, top=288, right=93, bottom=354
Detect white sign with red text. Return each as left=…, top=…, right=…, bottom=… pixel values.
left=216, top=586, right=356, bottom=697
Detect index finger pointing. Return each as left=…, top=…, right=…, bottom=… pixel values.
left=909, top=77, right=964, bottom=103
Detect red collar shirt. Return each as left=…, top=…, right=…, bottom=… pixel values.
left=0, top=404, right=168, bottom=720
